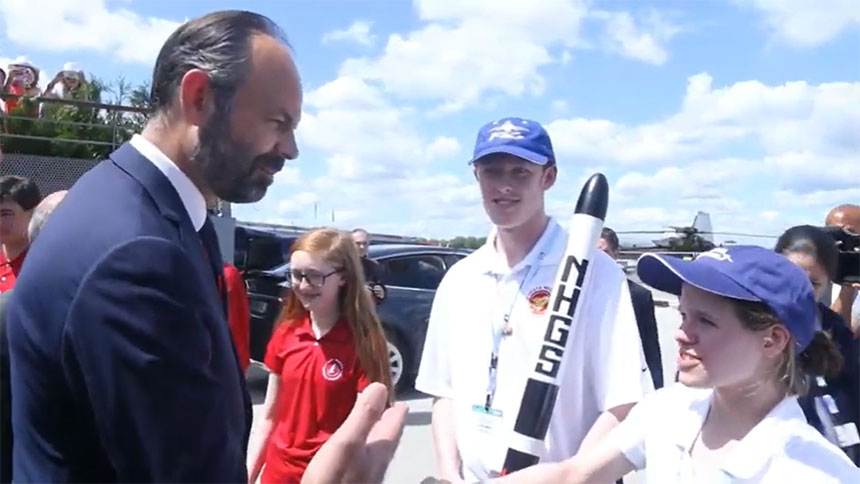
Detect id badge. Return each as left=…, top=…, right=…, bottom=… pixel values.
left=471, top=404, right=503, bottom=435
left=835, top=422, right=860, bottom=448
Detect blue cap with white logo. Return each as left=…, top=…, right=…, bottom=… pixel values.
left=636, top=245, right=817, bottom=353
left=469, top=117, right=555, bottom=166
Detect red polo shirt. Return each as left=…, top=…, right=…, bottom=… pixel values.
left=262, top=316, right=370, bottom=484
left=0, top=248, right=27, bottom=293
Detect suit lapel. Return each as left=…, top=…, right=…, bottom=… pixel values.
left=109, top=143, right=220, bottom=308
left=110, top=142, right=252, bottom=428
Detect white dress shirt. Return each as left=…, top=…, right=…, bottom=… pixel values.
left=129, top=134, right=207, bottom=231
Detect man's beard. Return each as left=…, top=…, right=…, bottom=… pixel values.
left=191, top=116, right=284, bottom=204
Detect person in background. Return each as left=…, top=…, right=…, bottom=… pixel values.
left=247, top=228, right=392, bottom=483
left=43, top=63, right=87, bottom=100
left=352, top=228, right=386, bottom=304
left=776, top=224, right=860, bottom=464
left=1, top=189, right=66, bottom=483
left=417, top=117, right=650, bottom=483
left=495, top=246, right=859, bottom=483
left=598, top=227, right=664, bottom=389
left=825, top=204, right=860, bottom=336
left=3, top=63, right=40, bottom=115
left=0, top=67, right=6, bottom=113
left=0, top=175, right=41, bottom=294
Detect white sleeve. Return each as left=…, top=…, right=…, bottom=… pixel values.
left=590, top=255, right=653, bottom=412
left=415, top=272, right=455, bottom=398
left=605, top=387, right=666, bottom=470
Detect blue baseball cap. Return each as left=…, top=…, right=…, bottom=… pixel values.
left=637, top=245, right=817, bottom=353
left=469, top=117, right=555, bottom=166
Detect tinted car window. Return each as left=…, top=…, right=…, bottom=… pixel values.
left=381, top=255, right=447, bottom=290
left=443, top=254, right=465, bottom=269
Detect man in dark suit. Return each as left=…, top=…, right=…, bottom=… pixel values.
left=352, top=228, right=387, bottom=303
left=0, top=190, right=67, bottom=483
left=5, top=11, right=301, bottom=482
left=598, top=227, right=664, bottom=389
left=0, top=290, right=11, bottom=484
left=7, top=11, right=406, bottom=483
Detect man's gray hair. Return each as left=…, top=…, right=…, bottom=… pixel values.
left=27, top=190, right=67, bottom=243
left=150, top=11, right=287, bottom=117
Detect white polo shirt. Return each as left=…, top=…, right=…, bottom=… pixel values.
left=609, top=384, right=860, bottom=483
left=416, top=217, right=652, bottom=481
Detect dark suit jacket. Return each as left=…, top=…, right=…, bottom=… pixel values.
left=361, top=256, right=386, bottom=303
left=6, top=143, right=252, bottom=482
left=0, top=290, right=12, bottom=484
left=628, top=280, right=664, bottom=389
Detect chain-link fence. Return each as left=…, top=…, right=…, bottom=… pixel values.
left=0, top=152, right=101, bottom=195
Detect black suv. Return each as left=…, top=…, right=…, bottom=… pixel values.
left=245, top=244, right=472, bottom=391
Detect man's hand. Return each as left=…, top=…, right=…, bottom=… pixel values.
left=371, top=283, right=386, bottom=301
left=302, top=383, right=408, bottom=484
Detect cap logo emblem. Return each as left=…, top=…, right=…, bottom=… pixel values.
left=487, top=120, right=529, bottom=141
left=697, top=248, right=733, bottom=263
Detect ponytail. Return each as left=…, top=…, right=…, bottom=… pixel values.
left=799, top=331, right=843, bottom=379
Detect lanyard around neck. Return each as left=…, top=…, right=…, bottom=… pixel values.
left=484, top=251, right=546, bottom=410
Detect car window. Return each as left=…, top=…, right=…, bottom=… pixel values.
left=381, top=255, right=447, bottom=290
left=443, top=254, right=465, bottom=269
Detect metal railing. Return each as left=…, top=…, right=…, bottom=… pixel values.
left=1, top=93, right=149, bottom=153
left=0, top=93, right=150, bottom=193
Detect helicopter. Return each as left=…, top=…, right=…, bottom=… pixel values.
left=616, top=211, right=718, bottom=252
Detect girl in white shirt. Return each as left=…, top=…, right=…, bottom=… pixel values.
left=496, top=245, right=859, bottom=483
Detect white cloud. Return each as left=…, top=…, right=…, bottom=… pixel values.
left=322, top=20, right=376, bottom=47
left=277, top=192, right=319, bottom=217
left=614, top=158, right=757, bottom=202
left=773, top=187, right=860, bottom=211
left=425, top=136, right=462, bottom=160
left=551, top=99, right=569, bottom=114
left=594, top=10, right=682, bottom=65
left=298, top=76, right=463, bottom=180
left=548, top=73, right=860, bottom=164
left=274, top=166, right=301, bottom=185
left=304, top=75, right=388, bottom=110
left=742, top=0, right=860, bottom=48
left=339, top=0, right=589, bottom=111
left=560, top=51, right=573, bottom=65
left=763, top=151, right=860, bottom=194
left=250, top=69, right=857, bottom=240
left=268, top=73, right=483, bottom=237
left=0, top=0, right=180, bottom=64
left=329, top=1, right=686, bottom=111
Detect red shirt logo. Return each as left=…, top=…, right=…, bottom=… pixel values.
left=528, top=287, right=551, bottom=314
left=322, top=358, right=344, bottom=381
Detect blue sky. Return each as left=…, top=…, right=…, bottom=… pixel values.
left=2, top=0, right=858, bottom=245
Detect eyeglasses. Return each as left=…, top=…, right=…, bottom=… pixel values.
left=286, top=268, right=342, bottom=288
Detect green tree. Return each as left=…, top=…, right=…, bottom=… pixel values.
left=2, top=75, right=150, bottom=159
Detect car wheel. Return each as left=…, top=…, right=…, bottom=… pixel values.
left=385, top=331, right=410, bottom=393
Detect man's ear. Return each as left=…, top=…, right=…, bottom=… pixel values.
left=178, top=69, right=214, bottom=127
left=542, top=165, right=557, bottom=190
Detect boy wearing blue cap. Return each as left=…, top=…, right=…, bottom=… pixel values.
left=416, top=117, right=652, bottom=482
left=495, top=246, right=860, bottom=483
